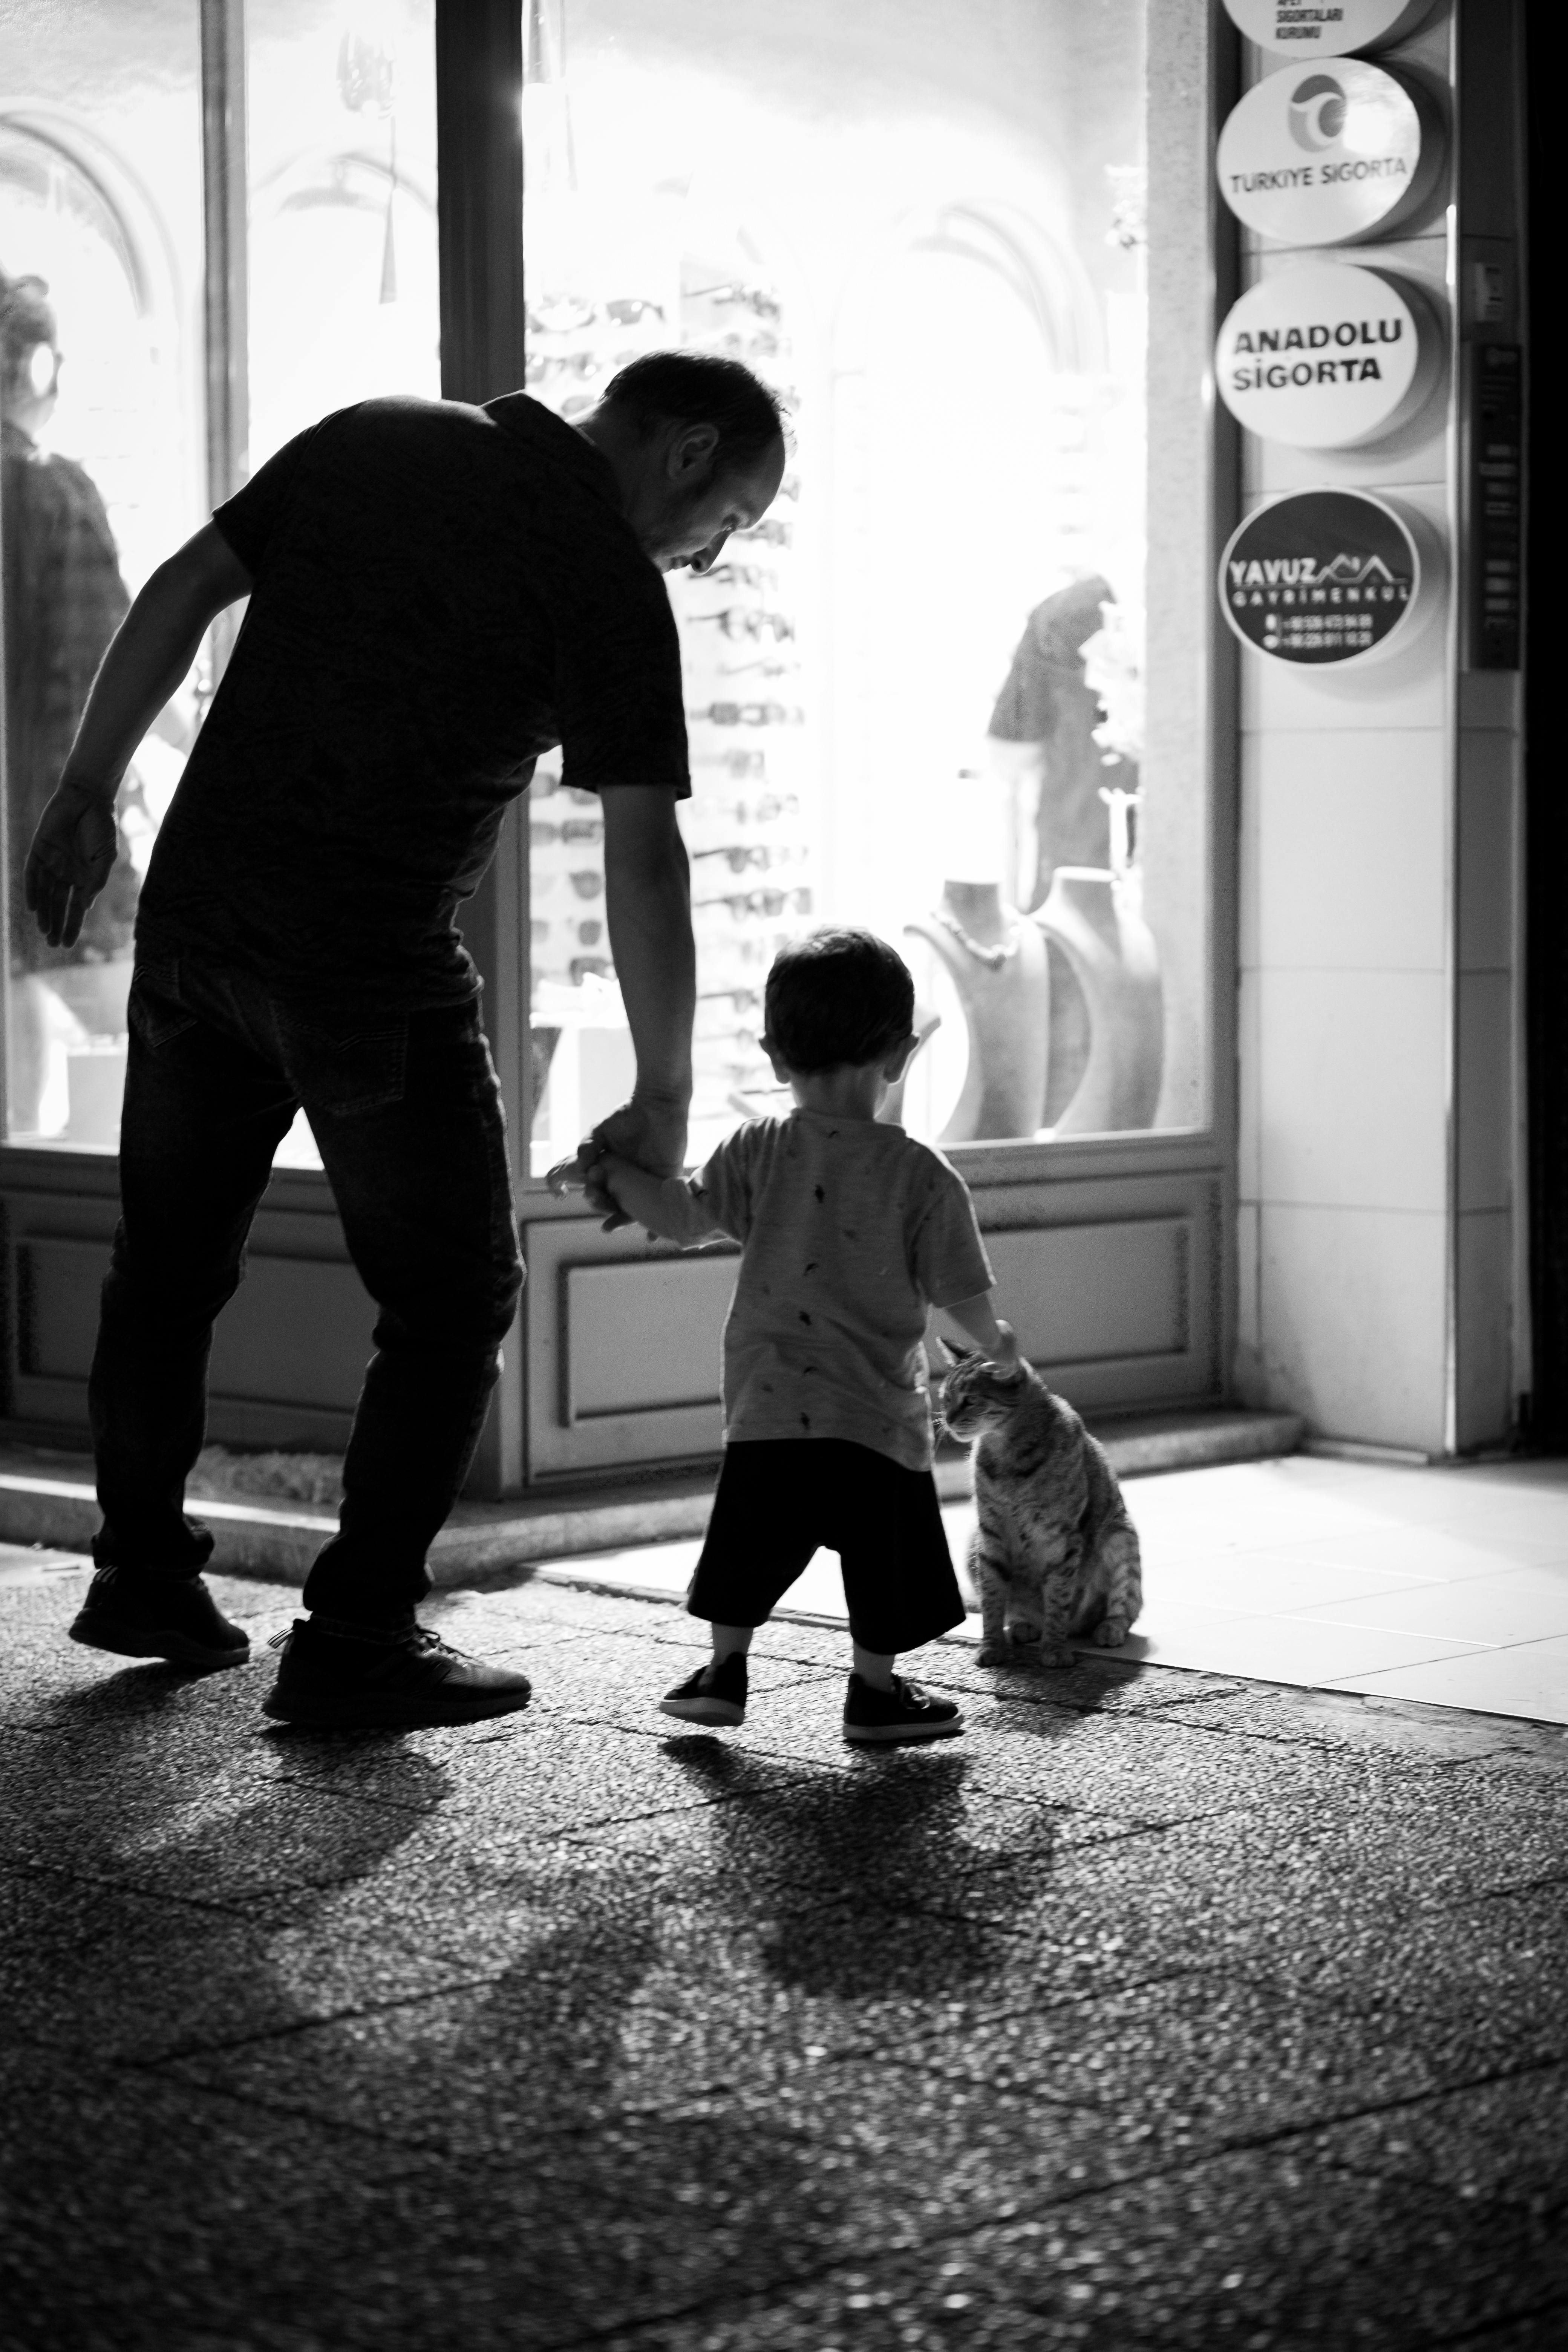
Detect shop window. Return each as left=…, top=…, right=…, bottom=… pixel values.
left=0, top=0, right=437, bottom=1162
left=523, top=0, right=1180, bottom=1178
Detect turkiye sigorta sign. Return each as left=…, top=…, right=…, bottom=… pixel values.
left=1222, top=0, right=1436, bottom=56
left=1217, top=59, right=1442, bottom=244
left=1219, top=488, right=1439, bottom=667
left=1214, top=262, right=1441, bottom=448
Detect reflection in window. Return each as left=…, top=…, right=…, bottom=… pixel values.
left=523, top=0, right=1170, bottom=1177
left=0, top=52, right=201, bottom=1148
left=0, top=0, right=438, bottom=1162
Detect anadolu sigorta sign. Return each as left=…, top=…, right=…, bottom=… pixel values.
left=1221, top=0, right=1436, bottom=56
left=1219, top=488, right=1442, bottom=667
left=1214, top=261, right=1442, bottom=447
left=1216, top=58, right=1442, bottom=244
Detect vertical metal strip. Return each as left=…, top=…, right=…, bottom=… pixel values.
left=0, top=405, right=12, bottom=1134
left=434, top=0, right=529, bottom=1492
left=200, top=0, right=248, bottom=682
left=1441, top=0, right=1462, bottom=1458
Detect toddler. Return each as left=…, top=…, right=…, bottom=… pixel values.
left=596, top=926, right=1016, bottom=1745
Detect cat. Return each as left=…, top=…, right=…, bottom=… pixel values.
left=939, top=1345, right=1143, bottom=1669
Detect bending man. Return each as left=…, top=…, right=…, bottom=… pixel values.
left=25, top=352, right=786, bottom=1730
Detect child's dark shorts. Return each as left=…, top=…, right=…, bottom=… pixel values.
left=687, top=1437, right=966, bottom=1655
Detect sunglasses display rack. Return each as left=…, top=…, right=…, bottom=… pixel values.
left=672, top=265, right=812, bottom=1157
left=525, top=251, right=815, bottom=1166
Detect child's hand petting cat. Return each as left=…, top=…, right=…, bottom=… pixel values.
left=991, top=1320, right=1020, bottom=1367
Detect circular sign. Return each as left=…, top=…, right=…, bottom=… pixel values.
left=1221, top=0, right=1436, bottom=58
left=1219, top=489, right=1436, bottom=666
left=1214, top=262, right=1441, bottom=447
left=1217, top=60, right=1441, bottom=244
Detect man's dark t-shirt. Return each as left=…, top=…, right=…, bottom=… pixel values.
left=135, top=394, right=689, bottom=1012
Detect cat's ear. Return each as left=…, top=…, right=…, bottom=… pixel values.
left=935, top=1336, right=980, bottom=1368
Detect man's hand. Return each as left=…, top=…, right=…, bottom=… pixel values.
left=551, top=1095, right=688, bottom=1230
left=24, top=779, right=119, bottom=950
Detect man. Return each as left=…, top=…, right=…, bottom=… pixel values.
left=24, top=351, right=787, bottom=1729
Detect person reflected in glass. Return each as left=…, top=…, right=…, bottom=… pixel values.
left=24, top=349, right=786, bottom=1731
left=1, top=267, right=139, bottom=1134
left=984, top=572, right=1127, bottom=913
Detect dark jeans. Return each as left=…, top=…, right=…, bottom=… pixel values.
left=90, top=956, right=524, bottom=1623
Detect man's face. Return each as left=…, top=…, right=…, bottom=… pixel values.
left=632, top=424, right=787, bottom=574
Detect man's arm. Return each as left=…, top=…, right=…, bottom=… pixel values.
left=572, top=784, right=695, bottom=1221
left=24, top=522, right=253, bottom=950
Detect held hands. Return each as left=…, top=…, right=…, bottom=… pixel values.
left=545, top=1093, right=688, bottom=1232
left=24, top=778, right=119, bottom=950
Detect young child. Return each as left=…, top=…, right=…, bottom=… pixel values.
left=594, top=926, right=1017, bottom=1746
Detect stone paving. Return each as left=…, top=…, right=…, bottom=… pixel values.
left=3, top=1548, right=1566, bottom=2351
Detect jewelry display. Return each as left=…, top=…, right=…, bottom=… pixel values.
left=905, top=880, right=1050, bottom=1143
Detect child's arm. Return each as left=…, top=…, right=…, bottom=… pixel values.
left=939, top=1291, right=1020, bottom=1365
left=597, top=1151, right=729, bottom=1246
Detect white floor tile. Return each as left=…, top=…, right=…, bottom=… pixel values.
left=1250, top=1527, right=1568, bottom=1583
left=1284, top=1564, right=1568, bottom=1645
left=1131, top=1613, right=1487, bottom=1684
left=1329, top=1637, right=1568, bottom=1725
left=1140, top=1553, right=1438, bottom=1616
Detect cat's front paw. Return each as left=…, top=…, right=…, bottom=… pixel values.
left=1039, top=1644, right=1078, bottom=1669
left=1093, top=1616, right=1131, bottom=1648
left=976, top=1638, right=1013, bottom=1668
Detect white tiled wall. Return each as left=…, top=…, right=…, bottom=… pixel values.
left=1231, top=11, right=1522, bottom=1456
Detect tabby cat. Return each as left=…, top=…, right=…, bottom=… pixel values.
left=940, top=1347, right=1142, bottom=1668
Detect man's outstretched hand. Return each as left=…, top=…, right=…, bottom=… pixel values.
left=547, top=1094, right=688, bottom=1230
left=24, top=779, right=118, bottom=950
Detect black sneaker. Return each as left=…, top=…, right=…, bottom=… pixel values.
left=843, top=1671, right=963, bottom=1746
left=262, top=1617, right=532, bottom=1730
left=659, top=1651, right=748, bottom=1727
left=69, top=1566, right=250, bottom=1672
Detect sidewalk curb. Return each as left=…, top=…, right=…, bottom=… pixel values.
left=0, top=1410, right=1302, bottom=1586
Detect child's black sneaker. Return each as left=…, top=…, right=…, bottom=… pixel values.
left=262, top=1617, right=531, bottom=1729
left=660, top=1651, right=748, bottom=1726
left=69, top=1566, right=249, bottom=1671
left=843, top=1671, right=963, bottom=1746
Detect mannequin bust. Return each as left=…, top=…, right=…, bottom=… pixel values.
left=905, top=879, right=1049, bottom=1143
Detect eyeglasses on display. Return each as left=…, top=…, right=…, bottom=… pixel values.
left=699, top=986, right=766, bottom=1011
left=700, top=564, right=778, bottom=593
left=687, top=608, right=793, bottom=642
left=526, top=294, right=665, bottom=335
left=691, top=749, right=768, bottom=776
left=718, top=658, right=795, bottom=680
left=688, top=701, right=802, bottom=728
left=692, top=843, right=804, bottom=873
left=685, top=281, right=781, bottom=320
left=697, top=886, right=814, bottom=920
left=530, top=818, right=603, bottom=846
left=732, top=519, right=793, bottom=549
left=692, top=791, right=801, bottom=825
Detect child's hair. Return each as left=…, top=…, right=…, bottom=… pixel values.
left=765, top=928, right=915, bottom=1073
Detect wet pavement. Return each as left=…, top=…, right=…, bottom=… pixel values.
left=3, top=1551, right=1566, bottom=2351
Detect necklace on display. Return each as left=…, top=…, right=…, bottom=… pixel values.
left=932, top=906, right=1021, bottom=971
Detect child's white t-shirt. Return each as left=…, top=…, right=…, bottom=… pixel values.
left=691, top=1109, right=994, bottom=1473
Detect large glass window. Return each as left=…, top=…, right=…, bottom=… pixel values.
left=0, top=0, right=437, bottom=1159
left=524, top=0, right=1183, bottom=1178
